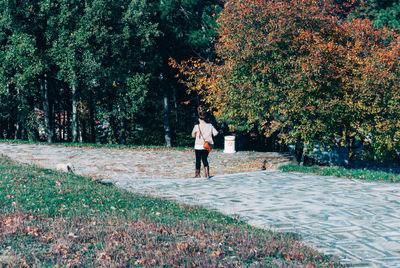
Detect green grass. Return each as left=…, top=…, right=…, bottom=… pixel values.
left=279, top=164, right=400, bottom=183
left=0, top=155, right=339, bottom=267
left=0, top=139, right=224, bottom=151
left=0, top=139, right=193, bottom=150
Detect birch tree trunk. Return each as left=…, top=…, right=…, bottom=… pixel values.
left=89, top=94, right=96, bottom=143
left=72, top=84, right=79, bottom=143
left=163, top=87, right=172, bottom=147
left=120, top=117, right=127, bottom=145
left=6, top=84, right=13, bottom=139
left=40, top=75, right=54, bottom=143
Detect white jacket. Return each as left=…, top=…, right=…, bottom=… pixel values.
left=191, top=122, right=218, bottom=149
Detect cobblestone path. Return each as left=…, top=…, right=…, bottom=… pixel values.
left=0, top=143, right=292, bottom=179
left=120, top=172, right=400, bottom=267
left=1, top=143, right=400, bottom=267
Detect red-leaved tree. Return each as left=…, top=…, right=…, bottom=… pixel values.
left=173, top=0, right=400, bottom=162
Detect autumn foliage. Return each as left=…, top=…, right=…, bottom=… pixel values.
left=173, top=0, right=400, bottom=162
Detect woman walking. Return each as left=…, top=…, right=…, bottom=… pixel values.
left=191, top=111, right=218, bottom=178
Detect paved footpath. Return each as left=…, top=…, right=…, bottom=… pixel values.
left=1, top=143, right=400, bottom=266
left=0, top=143, right=292, bottom=179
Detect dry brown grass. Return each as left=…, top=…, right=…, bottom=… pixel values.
left=0, top=213, right=339, bottom=267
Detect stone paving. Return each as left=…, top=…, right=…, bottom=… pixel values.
left=0, top=143, right=293, bottom=179
left=1, top=143, right=400, bottom=267
left=120, top=172, right=400, bottom=267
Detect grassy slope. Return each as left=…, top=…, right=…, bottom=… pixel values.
left=0, top=156, right=339, bottom=267
left=279, top=164, right=400, bottom=183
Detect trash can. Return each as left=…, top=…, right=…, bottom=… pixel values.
left=224, top=136, right=236, bottom=153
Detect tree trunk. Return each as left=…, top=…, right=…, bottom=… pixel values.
left=163, top=86, right=172, bottom=147
left=13, top=92, right=20, bottom=140
left=72, top=84, right=79, bottom=143
left=80, top=118, right=86, bottom=142
left=89, top=94, right=96, bottom=143
left=21, top=123, right=25, bottom=140
left=66, top=109, right=71, bottom=141
left=7, top=115, right=12, bottom=139
left=115, top=104, right=126, bottom=145
left=120, top=117, right=126, bottom=145
left=20, top=88, right=28, bottom=141
left=6, top=84, right=13, bottom=139
left=14, top=121, right=20, bottom=140
left=64, top=110, right=68, bottom=141
left=58, top=110, right=62, bottom=141
left=295, top=137, right=304, bottom=164
left=0, top=120, right=3, bottom=139
left=51, top=100, right=55, bottom=141
left=79, top=128, right=83, bottom=143
left=56, top=89, right=62, bottom=142
left=172, top=86, right=178, bottom=126
left=14, top=87, right=21, bottom=140
left=160, top=71, right=172, bottom=147
left=40, top=75, right=54, bottom=143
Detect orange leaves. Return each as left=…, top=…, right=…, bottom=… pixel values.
left=210, top=250, right=222, bottom=257
left=169, top=57, right=221, bottom=112
left=0, top=214, right=27, bottom=235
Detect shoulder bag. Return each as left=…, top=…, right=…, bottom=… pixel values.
left=198, top=125, right=211, bottom=151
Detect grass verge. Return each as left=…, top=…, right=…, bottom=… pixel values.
left=0, top=139, right=224, bottom=152
left=279, top=164, right=400, bottom=183
left=0, top=155, right=339, bottom=266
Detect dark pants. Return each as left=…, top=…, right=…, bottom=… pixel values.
left=195, top=149, right=209, bottom=169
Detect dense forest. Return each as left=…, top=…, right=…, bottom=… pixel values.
left=1, top=0, right=400, bottom=160
left=0, top=0, right=224, bottom=148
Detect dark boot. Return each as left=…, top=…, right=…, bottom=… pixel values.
left=194, top=169, right=200, bottom=178
left=204, top=166, right=210, bottom=179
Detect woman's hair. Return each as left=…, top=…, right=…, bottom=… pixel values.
left=197, top=106, right=206, bottom=120
left=198, top=111, right=206, bottom=120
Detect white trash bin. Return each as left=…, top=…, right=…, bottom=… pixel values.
left=224, top=136, right=236, bottom=153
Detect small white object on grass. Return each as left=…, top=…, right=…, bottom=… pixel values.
left=55, top=163, right=75, bottom=173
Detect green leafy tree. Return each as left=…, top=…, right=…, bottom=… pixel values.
left=0, top=0, right=222, bottom=146
left=0, top=0, right=53, bottom=141
left=80, top=0, right=158, bottom=144
left=50, top=0, right=158, bottom=143
left=0, top=0, right=159, bottom=144
left=352, top=0, right=400, bottom=30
